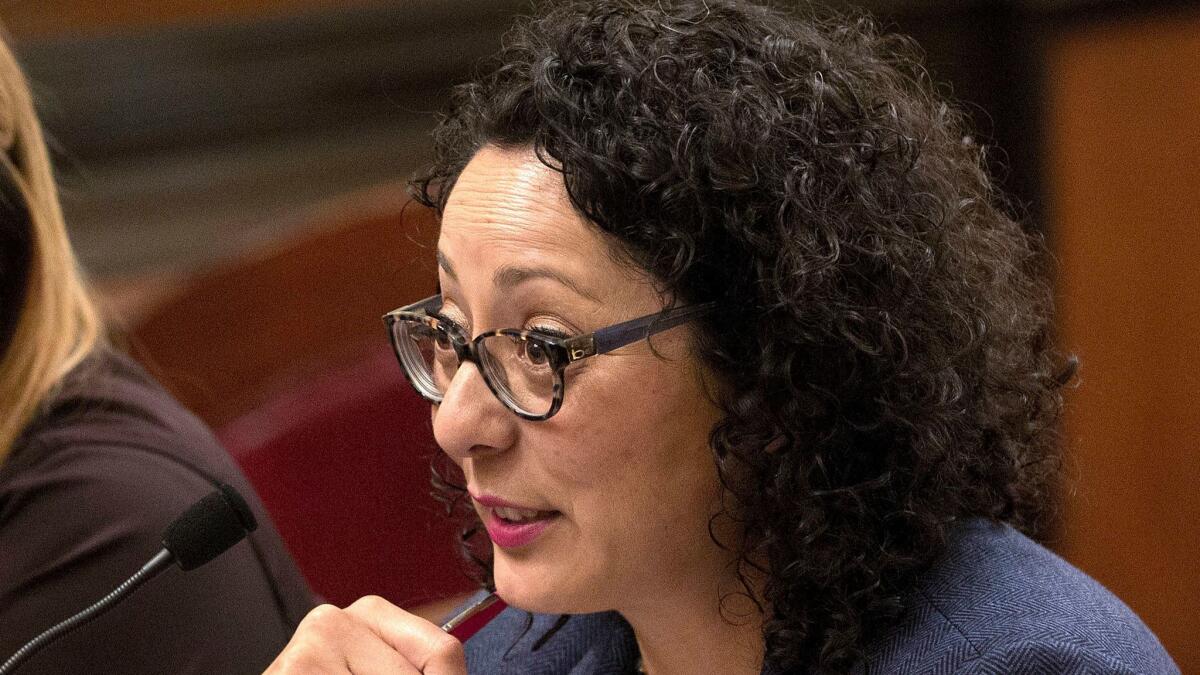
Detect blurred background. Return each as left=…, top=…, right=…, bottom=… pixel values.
left=3, top=0, right=1196, bottom=669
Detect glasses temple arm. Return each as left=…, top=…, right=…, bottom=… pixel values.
left=592, top=302, right=717, bottom=354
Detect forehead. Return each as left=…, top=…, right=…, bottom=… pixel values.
left=438, top=146, right=606, bottom=278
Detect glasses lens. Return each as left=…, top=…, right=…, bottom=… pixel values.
left=392, top=318, right=457, bottom=400
left=478, top=333, right=556, bottom=416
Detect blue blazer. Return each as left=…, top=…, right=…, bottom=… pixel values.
left=463, top=520, right=1177, bottom=673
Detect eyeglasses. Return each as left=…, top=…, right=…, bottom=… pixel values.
left=382, top=295, right=716, bottom=420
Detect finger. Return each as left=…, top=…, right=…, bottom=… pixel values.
left=266, top=605, right=350, bottom=674
left=343, top=632, right=421, bottom=675
left=343, top=630, right=421, bottom=675
left=344, top=596, right=468, bottom=675
left=347, top=651, right=421, bottom=675
left=265, top=604, right=420, bottom=675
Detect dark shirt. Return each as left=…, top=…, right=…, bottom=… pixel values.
left=0, top=350, right=316, bottom=674
left=463, top=520, right=1178, bottom=674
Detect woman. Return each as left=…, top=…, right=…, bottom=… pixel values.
left=268, top=1, right=1177, bottom=673
left=0, top=32, right=314, bottom=673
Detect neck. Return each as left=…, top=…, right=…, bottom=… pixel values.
left=621, top=575, right=766, bottom=675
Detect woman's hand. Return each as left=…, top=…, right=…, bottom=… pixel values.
left=265, top=596, right=467, bottom=674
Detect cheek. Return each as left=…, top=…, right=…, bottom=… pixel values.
left=544, top=357, right=723, bottom=530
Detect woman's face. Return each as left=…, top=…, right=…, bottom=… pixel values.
left=432, top=145, right=729, bottom=615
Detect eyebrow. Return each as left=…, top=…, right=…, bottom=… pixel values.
left=494, top=264, right=601, bottom=303
left=436, top=250, right=458, bottom=282
left=436, top=249, right=600, bottom=303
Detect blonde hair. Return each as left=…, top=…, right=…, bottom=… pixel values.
left=0, top=33, right=103, bottom=462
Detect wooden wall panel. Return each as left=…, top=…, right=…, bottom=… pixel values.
left=128, top=188, right=439, bottom=429
left=1047, top=9, right=1200, bottom=670
left=1, top=0, right=375, bottom=38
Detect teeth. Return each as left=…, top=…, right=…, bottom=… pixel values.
left=494, top=506, right=545, bottom=522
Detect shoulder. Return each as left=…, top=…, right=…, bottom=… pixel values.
left=464, top=597, right=638, bottom=675
left=1, top=349, right=266, bottom=565
left=3, top=351, right=227, bottom=539
left=0, top=350, right=314, bottom=672
left=864, top=519, right=1179, bottom=674
left=8, top=349, right=233, bottom=476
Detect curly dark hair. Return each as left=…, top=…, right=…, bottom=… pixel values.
left=411, top=1, right=1071, bottom=671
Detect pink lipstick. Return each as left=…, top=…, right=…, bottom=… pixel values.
left=483, top=510, right=557, bottom=547
left=472, top=493, right=560, bottom=549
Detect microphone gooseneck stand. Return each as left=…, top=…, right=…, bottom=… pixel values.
left=0, top=550, right=174, bottom=674
left=0, top=483, right=257, bottom=674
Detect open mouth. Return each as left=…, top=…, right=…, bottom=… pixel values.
left=483, top=508, right=562, bottom=548
left=491, top=506, right=559, bottom=523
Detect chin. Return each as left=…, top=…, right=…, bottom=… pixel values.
left=491, top=547, right=608, bottom=615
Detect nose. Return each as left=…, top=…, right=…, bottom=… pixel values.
left=432, top=359, right=517, bottom=464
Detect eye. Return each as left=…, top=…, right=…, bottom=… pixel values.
left=520, top=338, right=550, bottom=366
left=523, top=324, right=573, bottom=367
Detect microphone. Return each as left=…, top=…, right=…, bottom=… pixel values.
left=162, top=482, right=257, bottom=570
left=0, top=483, right=258, bottom=674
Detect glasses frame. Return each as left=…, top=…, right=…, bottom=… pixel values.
left=382, top=294, right=717, bottom=421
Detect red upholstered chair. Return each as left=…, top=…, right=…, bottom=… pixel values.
left=125, top=188, right=475, bottom=617
left=218, top=348, right=473, bottom=610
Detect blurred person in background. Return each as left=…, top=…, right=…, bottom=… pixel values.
left=267, top=1, right=1177, bottom=673
left=0, top=30, right=314, bottom=673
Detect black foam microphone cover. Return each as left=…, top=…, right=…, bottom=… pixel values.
left=162, top=483, right=258, bottom=571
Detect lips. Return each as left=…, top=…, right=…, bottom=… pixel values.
left=492, top=505, right=556, bottom=522
left=472, top=493, right=561, bottom=548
